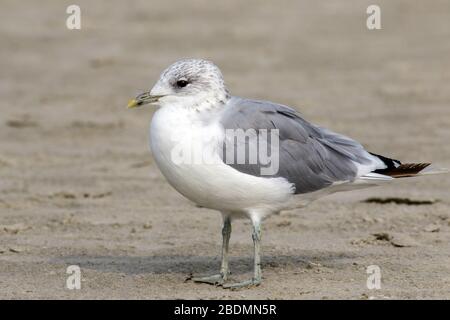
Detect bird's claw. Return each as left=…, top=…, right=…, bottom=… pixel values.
left=222, top=277, right=261, bottom=290
left=192, top=273, right=228, bottom=286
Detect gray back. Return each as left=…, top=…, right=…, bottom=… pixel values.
left=220, top=97, right=375, bottom=194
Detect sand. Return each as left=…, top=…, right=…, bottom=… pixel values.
left=0, top=0, right=449, bottom=299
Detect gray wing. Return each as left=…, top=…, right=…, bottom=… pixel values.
left=220, top=97, right=380, bottom=194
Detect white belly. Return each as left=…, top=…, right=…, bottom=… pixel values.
left=149, top=105, right=294, bottom=215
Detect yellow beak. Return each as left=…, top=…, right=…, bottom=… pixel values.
left=127, top=92, right=165, bottom=109
left=127, top=99, right=138, bottom=109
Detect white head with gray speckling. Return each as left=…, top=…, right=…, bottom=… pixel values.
left=128, top=59, right=230, bottom=111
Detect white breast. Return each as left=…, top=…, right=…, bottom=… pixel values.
left=149, top=105, right=294, bottom=216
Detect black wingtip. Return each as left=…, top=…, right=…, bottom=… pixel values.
left=369, top=152, right=431, bottom=177
left=383, top=163, right=432, bottom=178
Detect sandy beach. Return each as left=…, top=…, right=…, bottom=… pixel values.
left=0, top=0, right=449, bottom=299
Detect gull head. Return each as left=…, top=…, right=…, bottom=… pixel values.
left=128, top=59, right=229, bottom=110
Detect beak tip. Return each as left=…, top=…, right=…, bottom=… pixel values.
left=127, top=99, right=138, bottom=109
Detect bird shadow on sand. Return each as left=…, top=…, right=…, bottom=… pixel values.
left=52, top=250, right=358, bottom=276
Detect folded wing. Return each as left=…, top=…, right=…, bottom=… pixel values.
left=220, top=97, right=386, bottom=194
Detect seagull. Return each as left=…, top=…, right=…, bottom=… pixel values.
left=127, top=58, right=444, bottom=289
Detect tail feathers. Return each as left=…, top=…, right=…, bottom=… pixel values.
left=360, top=172, right=394, bottom=181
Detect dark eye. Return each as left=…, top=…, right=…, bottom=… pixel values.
left=176, top=79, right=189, bottom=87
